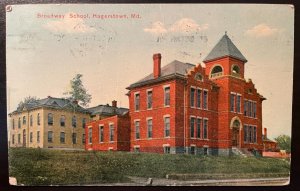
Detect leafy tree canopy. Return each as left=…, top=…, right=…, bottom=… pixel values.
left=64, top=74, right=92, bottom=107
left=274, top=134, right=291, bottom=153
left=18, top=96, right=39, bottom=109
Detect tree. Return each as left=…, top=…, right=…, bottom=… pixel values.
left=18, top=96, right=39, bottom=109
left=64, top=74, right=92, bottom=107
left=274, top=134, right=291, bottom=153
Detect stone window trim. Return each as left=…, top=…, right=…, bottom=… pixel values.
left=210, top=64, right=224, bottom=79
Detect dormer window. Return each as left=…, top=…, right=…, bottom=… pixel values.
left=195, top=73, right=203, bottom=81
left=231, top=65, right=240, bottom=77
left=210, top=65, right=223, bottom=78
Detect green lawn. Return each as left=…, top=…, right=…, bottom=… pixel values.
left=8, top=148, right=290, bottom=185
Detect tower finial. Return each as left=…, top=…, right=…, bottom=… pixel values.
left=225, top=31, right=227, bottom=35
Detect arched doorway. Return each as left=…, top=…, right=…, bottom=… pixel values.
left=23, top=129, right=26, bottom=147
left=230, top=117, right=242, bottom=147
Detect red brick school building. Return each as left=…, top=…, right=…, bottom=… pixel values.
left=86, top=33, right=274, bottom=156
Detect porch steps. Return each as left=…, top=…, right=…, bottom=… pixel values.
left=232, top=147, right=253, bottom=157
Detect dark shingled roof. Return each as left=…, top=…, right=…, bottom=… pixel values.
left=203, top=33, right=247, bottom=63
left=87, top=105, right=129, bottom=117
left=11, top=96, right=89, bottom=114
left=128, top=60, right=195, bottom=89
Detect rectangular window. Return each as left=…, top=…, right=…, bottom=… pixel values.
left=99, top=125, right=104, bottom=142
left=249, top=126, right=253, bottom=143
left=37, top=113, right=40, bottom=126
left=230, top=93, right=235, bottom=112
left=164, top=87, right=170, bottom=106
left=18, top=134, right=21, bottom=144
left=82, top=134, right=86, bottom=144
left=88, top=128, right=92, bottom=144
left=253, top=102, right=257, bottom=118
left=134, top=147, right=140, bottom=153
left=236, top=95, right=241, bottom=113
left=248, top=101, right=252, bottom=117
left=48, top=131, right=53, bottom=143
left=37, top=131, right=40, bottom=143
left=134, top=93, right=140, bottom=111
left=48, top=113, right=53, bottom=126
left=203, top=147, right=208, bottom=155
left=203, top=119, right=208, bottom=139
left=72, top=133, right=77, bottom=144
left=30, top=132, right=33, bottom=143
left=135, top=121, right=140, bottom=139
left=60, top=115, right=65, bottom=127
left=82, top=118, right=86, bottom=128
left=147, top=119, right=153, bottom=138
left=12, top=134, right=15, bottom=144
left=18, top=118, right=21, bottom=128
left=197, top=118, right=201, bottom=138
left=190, top=88, right=195, bottom=107
left=243, top=125, right=248, bottom=142
left=244, top=100, right=248, bottom=116
left=12, top=119, right=15, bottom=130
left=109, top=124, right=114, bottom=142
left=203, top=90, right=208, bottom=109
left=196, top=89, right=201, bottom=108
left=30, top=115, right=33, bottom=127
left=253, top=126, right=257, bottom=143
left=147, top=91, right=153, bottom=109
left=60, top=132, right=65, bottom=143
left=164, top=146, right=170, bottom=154
left=164, top=117, right=170, bottom=137
left=23, top=116, right=26, bottom=125
left=190, top=117, right=195, bottom=138
left=72, top=116, right=77, bottom=127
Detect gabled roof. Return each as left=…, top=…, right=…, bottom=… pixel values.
left=203, top=33, right=247, bottom=63
left=87, top=105, right=129, bottom=117
left=128, top=60, right=195, bottom=89
left=10, top=96, right=89, bottom=114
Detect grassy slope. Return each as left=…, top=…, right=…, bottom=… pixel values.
left=8, top=148, right=290, bottom=185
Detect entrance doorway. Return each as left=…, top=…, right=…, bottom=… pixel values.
left=230, top=118, right=241, bottom=147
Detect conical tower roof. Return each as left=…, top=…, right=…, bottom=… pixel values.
left=203, top=32, right=247, bottom=63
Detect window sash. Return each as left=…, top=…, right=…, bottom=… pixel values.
left=197, top=118, right=201, bottom=138
left=147, top=120, right=152, bottom=138
left=30, top=115, right=33, bottom=126
left=196, top=89, right=201, bottom=108
left=244, top=125, right=248, bottom=142
left=203, top=119, right=208, bottom=139
left=72, top=116, right=77, bottom=127
left=190, top=117, right=195, bottom=138
left=18, top=118, right=21, bottom=128
left=253, top=126, right=257, bottom=143
left=109, top=125, right=114, bottom=141
left=253, top=103, right=257, bottom=118
left=48, top=131, right=53, bottom=142
left=190, top=88, right=195, bottom=107
left=230, top=94, right=235, bottom=112
left=82, top=134, right=86, bottom=144
left=147, top=91, right=152, bottom=109
left=164, top=87, right=170, bottom=106
left=135, top=94, right=140, bottom=111
left=72, top=133, right=77, bottom=144
left=203, top=90, right=208, bottom=109
left=37, top=114, right=40, bottom=125
left=164, top=117, right=170, bottom=137
left=37, top=131, right=40, bottom=143
left=48, top=114, right=53, bottom=125
left=60, top=132, right=65, bottom=143
left=82, top=118, right=86, bottom=128
left=135, top=121, right=140, bottom=139
left=236, top=95, right=241, bottom=113
left=99, top=126, right=104, bottom=142
left=88, top=128, right=92, bottom=143
left=60, top=116, right=65, bottom=126
left=30, top=132, right=33, bottom=143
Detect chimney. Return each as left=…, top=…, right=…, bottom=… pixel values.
left=153, top=53, right=161, bottom=78
left=264, top=128, right=267, bottom=139
left=112, top=100, right=117, bottom=107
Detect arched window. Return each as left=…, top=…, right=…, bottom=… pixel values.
left=18, top=117, right=21, bottom=128
left=48, top=113, right=53, bottom=125
left=232, top=65, right=240, bottom=77
left=194, top=73, right=203, bottom=81
left=210, top=65, right=223, bottom=78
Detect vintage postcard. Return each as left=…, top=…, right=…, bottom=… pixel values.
left=6, top=4, right=293, bottom=186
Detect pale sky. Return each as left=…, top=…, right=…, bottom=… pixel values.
left=6, top=4, right=294, bottom=139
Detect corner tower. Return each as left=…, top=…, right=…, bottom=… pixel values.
left=203, top=32, right=247, bottom=79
